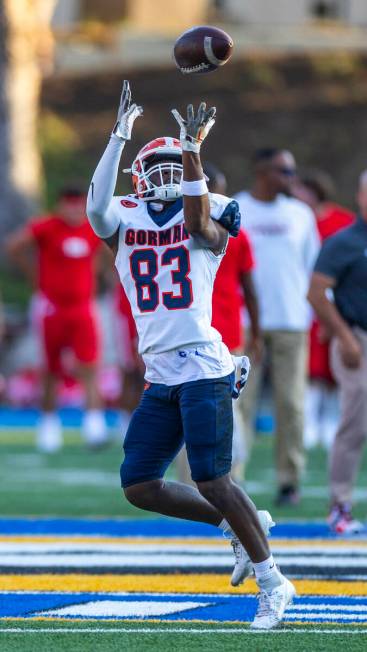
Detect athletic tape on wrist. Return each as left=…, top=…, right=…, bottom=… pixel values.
left=181, top=179, right=208, bottom=196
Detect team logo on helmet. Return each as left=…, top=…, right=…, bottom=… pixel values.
left=123, top=137, right=183, bottom=202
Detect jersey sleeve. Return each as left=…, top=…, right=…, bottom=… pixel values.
left=237, top=228, right=255, bottom=274
left=209, top=193, right=241, bottom=237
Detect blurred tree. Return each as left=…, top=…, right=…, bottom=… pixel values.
left=0, top=0, right=56, bottom=239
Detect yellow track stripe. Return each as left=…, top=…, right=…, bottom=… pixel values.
left=0, top=574, right=366, bottom=596
left=0, top=536, right=366, bottom=548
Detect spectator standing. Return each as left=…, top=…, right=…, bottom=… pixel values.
left=293, top=171, right=354, bottom=450
left=6, top=187, right=108, bottom=452
left=308, top=170, right=367, bottom=533
left=235, top=149, right=320, bottom=505
left=176, top=163, right=262, bottom=484
left=208, top=163, right=262, bottom=481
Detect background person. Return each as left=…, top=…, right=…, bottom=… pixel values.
left=6, top=187, right=108, bottom=452
left=293, top=170, right=355, bottom=450
left=208, top=162, right=262, bottom=481
left=176, top=162, right=262, bottom=484
left=113, top=283, right=145, bottom=436
left=235, top=148, right=320, bottom=505
left=308, top=170, right=367, bottom=534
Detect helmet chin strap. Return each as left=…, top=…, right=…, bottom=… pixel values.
left=154, top=185, right=182, bottom=201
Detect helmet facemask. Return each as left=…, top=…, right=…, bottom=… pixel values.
left=143, top=157, right=183, bottom=201
left=124, top=137, right=183, bottom=202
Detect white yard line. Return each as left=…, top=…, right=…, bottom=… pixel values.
left=0, top=627, right=366, bottom=634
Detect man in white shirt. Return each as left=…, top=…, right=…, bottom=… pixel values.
left=235, top=148, right=320, bottom=505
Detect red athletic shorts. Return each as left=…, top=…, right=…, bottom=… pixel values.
left=36, top=299, right=100, bottom=374
left=309, top=319, right=334, bottom=383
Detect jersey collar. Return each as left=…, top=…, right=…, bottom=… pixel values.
left=147, top=197, right=183, bottom=227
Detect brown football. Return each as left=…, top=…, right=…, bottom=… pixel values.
left=173, top=25, right=233, bottom=75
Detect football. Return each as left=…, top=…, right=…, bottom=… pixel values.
left=173, top=25, right=233, bottom=75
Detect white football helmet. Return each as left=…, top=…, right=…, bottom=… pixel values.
left=124, top=137, right=183, bottom=201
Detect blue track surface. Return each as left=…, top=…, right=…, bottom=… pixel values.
left=0, top=517, right=335, bottom=538
left=0, top=407, right=120, bottom=428
left=1, top=592, right=367, bottom=622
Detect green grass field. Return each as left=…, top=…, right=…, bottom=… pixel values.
left=1, top=621, right=366, bottom=652
left=1, top=428, right=366, bottom=519
left=1, top=429, right=367, bottom=652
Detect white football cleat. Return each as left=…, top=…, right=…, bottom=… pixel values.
left=230, top=510, right=275, bottom=587
left=250, top=577, right=296, bottom=630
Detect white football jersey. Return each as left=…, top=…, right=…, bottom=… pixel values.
left=111, top=193, right=232, bottom=355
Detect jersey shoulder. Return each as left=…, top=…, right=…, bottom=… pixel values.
left=110, top=195, right=147, bottom=225
left=209, top=193, right=241, bottom=237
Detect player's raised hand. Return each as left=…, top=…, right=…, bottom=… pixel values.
left=171, top=102, right=216, bottom=153
left=113, top=80, right=143, bottom=140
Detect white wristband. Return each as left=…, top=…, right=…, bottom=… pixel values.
left=181, top=178, right=208, bottom=196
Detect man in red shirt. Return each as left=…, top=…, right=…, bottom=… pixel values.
left=293, top=171, right=354, bottom=450
left=113, top=283, right=144, bottom=435
left=7, top=187, right=108, bottom=452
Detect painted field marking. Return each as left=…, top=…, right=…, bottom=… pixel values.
left=39, top=600, right=210, bottom=618
left=1, top=575, right=366, bottom=596
left=0, top=627, right=367, bottom=634
left=2, top=552, right=367, bottom=569
left=1, top=536, right=366, bottom=548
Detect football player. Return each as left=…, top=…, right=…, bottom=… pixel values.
left=86, top=81, right=295, bottom=629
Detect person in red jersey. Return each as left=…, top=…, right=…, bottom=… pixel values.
left=6, top=186, right=108, bottom=452
left=293, top=171, right=355, bottom=450
left=114, top=283, right=144, bottom=435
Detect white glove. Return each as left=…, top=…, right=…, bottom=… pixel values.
left=231, top=355, right=251, bottom=399
left=171, top=102, right=216, bottom=153
left=112, top=80, right=143, bottom=141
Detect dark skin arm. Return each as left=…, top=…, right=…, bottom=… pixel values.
left=182, top=150, right=228, bottom=255
left=102, top=230, right=119, bottom=256
left=240, top=270, right=263, bottom=363
left=308, top=271, right=362, bottom=368
left=5, top=228, right=37, bottom=285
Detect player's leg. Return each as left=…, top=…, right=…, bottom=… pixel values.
left=231, top=398, right=247, bottom=483
left=121, top=382, right=222, bottom=524
left=37, top=312, right=63, bottom=453
left=270, top=330, right=307, bottom=505
left=181, top=374, right=270, bottom=559
left=181, top=373, right=295, bottom=628
left=73, top=309, right=108, bottom=448
left=38, top=369, right=63, bottom=453
left=327, top=334, right=367, bottom=533
left=238, top=336, right=266, bottom=473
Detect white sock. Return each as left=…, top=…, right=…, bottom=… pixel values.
left=218, top=518, right=234, bottom=537
left=253, top=555, right=283, bottom=590
left=82, top=409, right=108, bottom=446
left=37, top=412, right=62, bottom=453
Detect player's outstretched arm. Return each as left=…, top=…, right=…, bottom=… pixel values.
left=86, top=80, right=143, bottom=248
left=172, top=102, right=228, bottom=255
